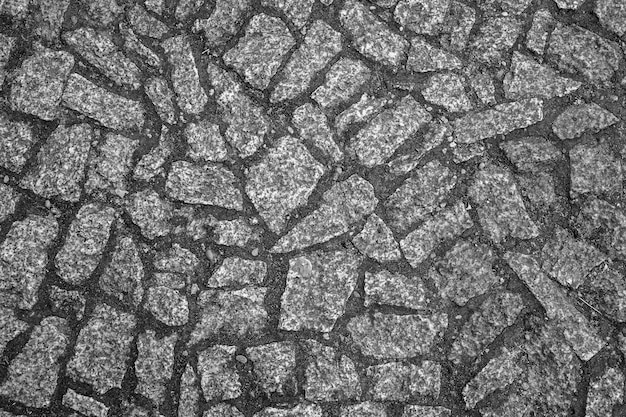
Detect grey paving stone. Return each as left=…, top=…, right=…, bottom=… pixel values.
left=166, top=161, right=243, bottom=210
left=499, top=136, right=563, bottom=172
left=246, top=135, right=324, bottom=233
left=293, top=103, right=343, bottom=162
left=365, top=269, right=430, bottom=309
left=0, top=317, right=69, bottom=408
left=312, top=58, right=372, bottom=109
left=351, top=95, right=431, bottom=167
left=272, top=20, right=342, bottom=102
left=144, top=286, right=189, bottom=326
left=469, top=163, right=539, bottom=243
left=406, top=38, right=463, bottom=72
left=67, top=303, right=136, bottom=394
left=0, top=184, right=19, bottom=222
left=20, top=123, right=92, bottom=202
left=85, top=133, right=139, bottom=195
left=224, top=14, right=295, bottom=90
left=189, top=286, right=268, bottom=344
left=207, top=257, right=266, bottom=288
left=526, top=8, right=553, bottom=56
left=133, top=127, right=173, bottom=181
left=596, top=0, right=626, bottom=36
left=0, top=215, right=58, bottom=309
left=340, top=0, right=409, bottom=68
left=570, top=141, right=622, bottom=196
left=162, top=35, right=207, bottom=115
left=353, top=214, right=402, bottom=262
left=554, top=0, right=586, bottom=9
left=504, top=53, right=581, bottom=100
left=64, top=27, right=141, bottom=89
left=126, top=189, right=173, bottom=239
left=422, top=72, right=472, bottom=112
left=402, top=406, right=451, bottom=417
left=262, top=0, right=314, bottom=29
left=439, top=1, right=475, bottom=52
left=213, top=218, right=260, bottom=247
left=304, top=340, right=361, bottom=402
left=0, top=307, right=28, bottom=353
left=135, top=331, right=177, bottom=404
left=552, top=103, right=618, bottom=140
left=247, top=341, right=297, bottom=395
left=347, top=312, right=448, bottom=359
left=99, top=234, right=144, bottom=307
left=55, top=203, right=116, bottom=285
left=62, top=73, right=145, bottom=130
left=128, top=4, right=169, bottom=38
left=207, top=63, right=269, bottom=157
left=505, top=252, right=605, bottom=361
left=198, top=345, right=241, bottom=401
left=394, top=0, right=450, bottom=35
left=340, top=402, right=387, bottom=417
left=253, top=403, right=323, bottom=417
left=449, top=291, right=525, bottom=363
left=185, top=120, right=228, bottom=162
left=335, top=94, right=388, bottom=135
left=0, top=34, right=15, bottom=88
left=548, top=24, right=621, bottom=83
left=204, top=404, right=245, bottom=417
left=400, top=201, right=474, bottom=267
left=280, top=249, right=361, bottom=332
left=193, top=0, right=249, bottom=48
left=145, top=77, right=178, bottom=125
left=367, top=360, right=440, bottom=401
left=178, top=365, right=200, bottom=417
left=10, top=48, right=74, bottom=120
left=470, top=16, right=522, bottom=66
left=453, top=98, right=544, bottom=143
left=385, top=159, right=457, bottom=233
left=62, top=389, right=109, bottom=417
left=579, top=264, right=626, bottom=322
left=271, top=175, right=378, bottom=253
left=430, top=240, right=502, bottom=306
left=0, top=113, right=35, bottom=173
left=585, top=367, right=625, bottom=417
left=48, top=286, right=86, bottom=320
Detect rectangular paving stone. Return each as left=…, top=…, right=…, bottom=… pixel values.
left=62, top=73, right=145, bottom=130
left=453, top=98, right=543, bottom=143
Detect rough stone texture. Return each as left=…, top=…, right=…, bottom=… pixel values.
left=402, top=406, right=451, bottom=417
left=352, top=95, right=431, bottom=167
left=99, top=234, right=144, bottom=307
left=247, top=342, right=297, bottom=395
left=271, top=175, right=378, bottom=253
left=253, top=404, right=323, bottom=417
left=470, top=17, right=522, bottom=66
left=62, top=389, right=109, bottom=417
left=353, top=214, right=402, bottom=262
left=552, top=103, right=618, bottom=140
left=0, top=317, right=69, bottom=408
left=262, top=0, right=314, bottom=29
left=453, top=99, right=544, bottom=143
left=55, top=203, right=116, bottom=284
left=526, top=9, right=553, bottom=55
left=367, top=360, right=440, bottom=401
left=395, top=0, right=450, bottom=35
left=0, top=307, right=28, bottom=353
left=198, top=345, right=241, bottom=401
left=0, top=114, right=36, bottom=173
left=449, top=291, right=525, bottom=363
left=469, top=163, right=539, bottom=243
left=64, top=28, right=141, bottom=89
left=67, top=304, right=136, bottom=394
left=585, top=367, right=625, bottom=417
left=246, top=136, right=324, bottom=233
left=506, top=252, right=605, bottom=361
left=0, top=215, right=58, bottom=309
left=430, top=240, right=502, bottom=305
left=304, top=340, right=361, bottom=401
left=135, top=331, right=176, bottom=404
left=548, top=24, right=621, bottom=83
left=145, top=77, right=177, bottom=125
left=272, top=20, right=342, bottom=102
left=422, top=72, right=472, bottom=112
left=385, top=160, right=457, bottom=232
left=500, top=136, right=562, bottom=172
left=571, top=141, right=622, bottom=196
left=340, top=0, right=409, bottom=68
left=400, top=201, right=474, bottom=267
left=365, top=270, right=430, bottom=309
left=312, top=58, right=371, bottom=108
left=408, top=38, right=464, bottom=71
left=190, top=287, right=268, bottom=344
left=20, top=124, right=93, bottom=202
left=596, top=0, right=626, bottom=36
left=126, top=189, right=173, bottom=239
left=193, top=0, right=249, bottom=48
left=144, top=286, right=189, bottom=326
left=224, top=14, right=294, bottom=90
left=85, top=133, right=138, bottom=195
left=185, top=120, right=228, bottom=162
left=293, top=104, right=343, bottom=162
left=348, top=312, right=448, bottom=358
left=162, top=35, right=207, bottom=115
left=166, top=161, right=243, bottom=210
left=208, top=257, right=266, bottom=288
left=10, top=48, right=74, bottom=120
left=504, top=53, right=581, bottom=99
left=62, top=73, right=145, bottom=130
left=280, top=249, right=361, bottom=332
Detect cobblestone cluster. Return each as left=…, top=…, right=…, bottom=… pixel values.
left=0, top=0, right=626, bottom=416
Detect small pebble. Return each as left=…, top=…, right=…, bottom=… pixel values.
left=235, top=355, right=247, bottom=364
left=251, top=248, right=259, bottom=256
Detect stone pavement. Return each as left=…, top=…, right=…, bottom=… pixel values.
left=0, top=0, right=625, bottom=416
